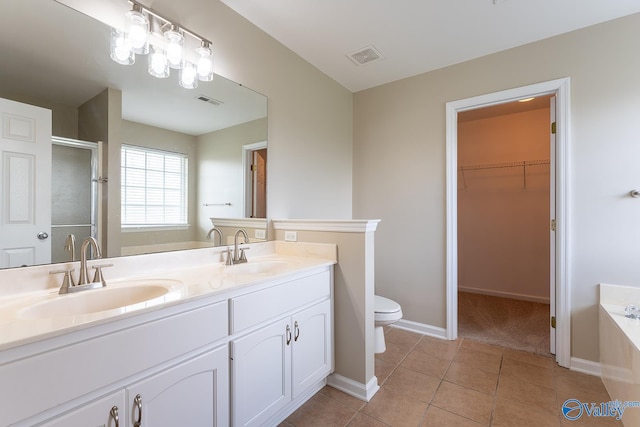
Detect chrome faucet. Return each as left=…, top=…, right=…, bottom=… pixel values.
left=50, top=236, right=112, bottom=294
left=79, top=236, right=102, bottom=285
left=232, top=229, right=250, bottom=264
left=206, top=227, right=223, bottom=246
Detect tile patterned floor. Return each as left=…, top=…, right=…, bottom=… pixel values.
left=280, top=329, right=622, bottom=426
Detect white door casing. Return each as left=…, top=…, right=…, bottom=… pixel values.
left=445, top=78, right=571, bottom=368
left=0, top=97, right=52, bottom=268
left=549, top=95, right=557, bottom=355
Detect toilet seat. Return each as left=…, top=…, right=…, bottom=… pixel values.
left=375, top=295, right=401, bottom=313
left=374, top=295, right=402, bottom=323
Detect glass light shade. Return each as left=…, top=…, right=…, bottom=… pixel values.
left=110, top=28, right=134, bottom=65
left=179, top=62, right=198, bottom=89
left=196, top=43, right=214, bottom=81
left=125, top=8, right=149, bottom=54
left=164, top=27, right=184, bottom=69
left=148, top=45, right=169, bottom=78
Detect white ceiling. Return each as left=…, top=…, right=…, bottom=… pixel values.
left=221, top=0, right=640, bottom=92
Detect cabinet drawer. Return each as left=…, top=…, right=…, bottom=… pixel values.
left=230, top=270, right=330, bottom=334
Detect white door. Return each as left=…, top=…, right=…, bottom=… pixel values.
left=291, top=300, right=332, bottom=398
left=549, top=95, right=557, bottom=355
left=0, top=97, right=52, bottom=268
left=231, top=317, right=291, bottom=427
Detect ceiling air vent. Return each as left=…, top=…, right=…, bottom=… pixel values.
left=347, top=45, right=384, bottom=66
left=195, top=95, right=223, bottom=106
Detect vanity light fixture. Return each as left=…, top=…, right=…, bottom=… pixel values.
left=110, top=0, right=214, bottom=89
left=196, top=41, right=214, bottom=81
left=179, top=62, right=198, bottom=89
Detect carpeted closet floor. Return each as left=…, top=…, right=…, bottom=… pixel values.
left=458, top=291, right=551, bottom=356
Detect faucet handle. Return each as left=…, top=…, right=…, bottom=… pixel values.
left=50, top=268, right=76, bottom=294
left=239, top=247, right=250, bottom=262
left=225, top=247, right=234, bottom=265
left=91, top=263, right=113, bottom=286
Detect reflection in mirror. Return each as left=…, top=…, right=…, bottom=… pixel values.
left=0, top=0, right=268, bottom=269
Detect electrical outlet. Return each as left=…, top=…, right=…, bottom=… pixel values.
left=255, top=229, right=266, bottom=239
left=284, top=231, right=298, bottom=242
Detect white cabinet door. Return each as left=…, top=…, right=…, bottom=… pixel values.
left=291, top=299, right=332, bottom=398
left=37, top=390, right=125, bottom=427
left=231, top=317, right=291, bottom=427
left=127, top=345, right=229, bottom=427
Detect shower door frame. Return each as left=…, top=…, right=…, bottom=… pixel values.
left=51, top=136, right=99, bottom=247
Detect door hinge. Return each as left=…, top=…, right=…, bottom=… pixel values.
left=551, top=316, right=556, bottom=329
left=250, top=164, right=256, bottom=172
left=551, top=122, right=557, bottom=134
left=551, top=219, right=556, bottom=232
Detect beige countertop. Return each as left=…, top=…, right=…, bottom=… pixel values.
left=0, top=242, right=336, bottom=352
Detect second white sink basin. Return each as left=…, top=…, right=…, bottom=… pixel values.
left=224, top=260, right=288, bottom=276
left=18, top=280, right=183, bottom=319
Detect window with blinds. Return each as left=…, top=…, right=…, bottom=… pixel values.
left=121, top=144, right=188, bottom=227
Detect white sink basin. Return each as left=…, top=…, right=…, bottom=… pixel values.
left=224, top=260, right=288, bottom=276
left=18, top=280, right=182, bottom=319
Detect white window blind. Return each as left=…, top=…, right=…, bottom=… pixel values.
left=121, top=144, right=188, bottom=227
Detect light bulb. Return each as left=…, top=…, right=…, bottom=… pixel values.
left=148, top=46, right=169, bottom=78
left=180, top=63, right=198, bottom=89
left=110, top=28, right=134, bottom=65
left=126, top=7, right=149, bottom=54
left=196, top=43, right=214, bottom=81
left=164, top=26, right=184, bottom=69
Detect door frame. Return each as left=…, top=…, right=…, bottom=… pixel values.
left=445, top=78, right=571, bottom=368
left=242, top=141, right=267, bottom=218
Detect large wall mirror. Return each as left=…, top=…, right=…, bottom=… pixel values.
left=0, top=0, right=268, bottom=269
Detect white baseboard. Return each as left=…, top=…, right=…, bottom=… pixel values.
left=392, top=319, right=448, bottom=340
left=458, top=286, right=550, bottom=304
left=570, top=357, right=601, bottom=377
left=326, top=373, right=380, bottom=402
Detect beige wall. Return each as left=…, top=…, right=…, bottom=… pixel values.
left=196, top=117, right=268, bottom=236
left=143, top=0, right=354, bottom=220
left=458, top=108, right=550, bottom=302
left=353, top=13, right=640, bottom=363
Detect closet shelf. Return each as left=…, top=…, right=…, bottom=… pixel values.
left=458, top=159, right=550, bottom=172
left=458, top=159, right=550, bottom=190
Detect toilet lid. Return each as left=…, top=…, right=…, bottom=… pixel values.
left=375, top=295, right=401, bottom=313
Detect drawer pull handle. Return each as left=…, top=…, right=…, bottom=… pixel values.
left=133, top=394, right=143, bottom=426
left=286, top=325, right=292, bottom=345
left=110, top=406, right=119, bottom=427
left=294, top=321, right=300, bottom=342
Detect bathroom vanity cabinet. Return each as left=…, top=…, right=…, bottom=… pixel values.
left=4, top=299, right=230, bottom=427
left=1, top=261, right=334, bottom=427
left=230, top=270, right=332, bottom=427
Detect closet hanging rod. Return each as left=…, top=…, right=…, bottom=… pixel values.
left=458, top=159, right=550, bottom=172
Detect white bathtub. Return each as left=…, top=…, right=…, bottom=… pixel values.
left=599, top=283, right=640, bottom=426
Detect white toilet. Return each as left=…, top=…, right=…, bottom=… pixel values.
left=374, top=295, right=403, bottom=353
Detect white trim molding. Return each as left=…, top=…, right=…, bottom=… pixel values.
left=570, top=357, right=601, bottom=377
left=326, top=373, right=380, bottom=402
left=445, top=77, right=572, bottom=368
left=392, top=320, right=447, bottom=340
left=272, top=219, right=381, bottom=233
left=209, top=217, right=267, bottom=229
left=458, top=287, right=550, bottom=305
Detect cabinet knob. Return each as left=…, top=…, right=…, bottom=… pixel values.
left=133, top=394, right=143, bottom=427
left=110, top=406, right=119, bottom=427
left=286, top=325, right=292, bottom=345
left=294, top=321, right=300, bottom=342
